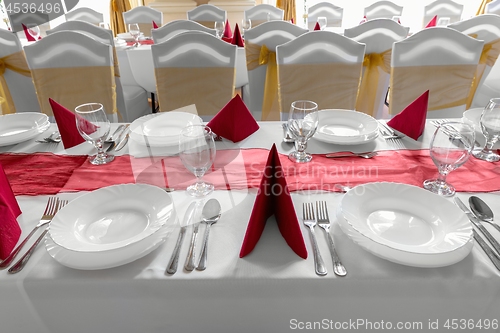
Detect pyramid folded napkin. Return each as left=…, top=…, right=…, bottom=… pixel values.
left=387, top=90, right=428, bottom=140
left=207, top=95, right=259, bottom=142
left=425, top=15, right=438, bottom=28
left=313, top=22, right=321, bottom=31
left=240, top=144, right=307, bottom=259
left=22, top=23, right=41, bottom=41
left=153, top=20, right=159, bottom=29
left=0, top=163, right=22, bottom=260
left=231, top=23, right=244, bottom=47
left=223, top=19, right=232, bottom=38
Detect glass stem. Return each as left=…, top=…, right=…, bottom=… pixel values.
left=295, top=139, right=307, bottom=155
left=95, top=139, right=106, bottom=159
left=437, top=171, right=448, bottom=185
left=483, top=139, right=496, bottom=153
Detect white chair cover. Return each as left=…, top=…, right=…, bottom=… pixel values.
left=151, top=20, right=216, bottom=44
left=244, top=4, right=284, bottom=27
left=307, top=2, right=343, bottom=31
left=423, top=0, right=463, bottom=27
left=65, top=7, right=104, bottom=25
left=486, top=0, right=500, bottom=15
left=123, top=6, right=163, bottom=37
left=364, top=1, right=403, bottom=20
left=187, top=4, right=226, bottom=29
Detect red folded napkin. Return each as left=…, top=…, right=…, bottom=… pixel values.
left=49, top=98, right=97, bottom=149
left=207, top=95, right=259, bottom=142
left=153, top=20, right=159, bottom=29
left=240, top=144, right=307, bottom=259
left=0, top=163, right=22, bottom=260
left=221, top=36, right=233, bottom=43
left=387, top=90, right=428, bottom=140
left=359, top=15, right=367, bottom=25
left=291, top=18, right=294, bottom=24
left=22, top=23, right=41, bottom=41
left=223, top=19, right=232, bottom=38
left=313, top=22, right=321, bottom=31
left=231, top=23, right=244, bottom=47
left=426, top=15, right=438, bottom=28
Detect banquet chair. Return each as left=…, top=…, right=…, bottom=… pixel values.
left=46, top=21, right=150, bottom=122
left=64, top=7, right=104, bottom=26
left=187, top=4, right=226, bottom=29
left=24, top=31, right=118, bottom=121
left=423, top=0, right=463, bottom=27
left=486, top=0, right=500, bottom=15
left=344, top=18, right=408, bottom=118
left=151, top=31, right=237, bottom=120
left=448, top=14, right=500, bottom=109
left=123, top=6, right=163, bottom=37
left=243, top=4, right=284, bottom=27
left=390, top=27, right=484, bottom=119
left=276, top=31, right=365, bottom=121
left=151, top=20, right=216, bottom=44
left=307, top=2, right=343, bottom=31
left=0, top=29, right=39, bottom=114
left=364, top=1, right=403, bottom=21
left=243, top=21, right=307, bottom=121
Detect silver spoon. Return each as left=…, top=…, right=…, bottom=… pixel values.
left=469, top=196, right=500, bottom=233
left=325, top=151, right=377, bottom=159
left=196, top=199, right=222, bottom=271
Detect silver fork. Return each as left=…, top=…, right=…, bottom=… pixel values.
left=0, top=197, right=59, bottom=269
left=303, top=202, right=327, bottom=276
left=316, top=201, right=347, bottom=277
left=8, top=199, right=68, bottom=274
left=378, top=122, right=405, bottom=148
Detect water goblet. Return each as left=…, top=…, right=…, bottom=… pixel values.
left=423, top=121, right=475, bottom=197
left=472, top=97, right=500, bottom=162
left=26, top=23, right=40, bottom=40
left=317, top=16, right=327, bottom=30
left=75, top=103, right=115, bottom=165
left=128, top=23, right=141, bottom=47
left=214, top=21, right=225, bottom=39
left=241, top=18, right=251, bottom=37
left=288, top=100, right=319, bottom=163
left=179, top=125, right=216, bottom=197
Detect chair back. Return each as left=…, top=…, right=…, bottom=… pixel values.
left=364, top=1, right=403, bottom=20
left=123, top=6, right=163, bottom=37
left=307, top=2, right=343, bottom=31
left=390, top=27, right=484, bottom=118
left=23, top=31, right=117, bottom=120
left=344, top=18, right=408, bottom=118
left=486, top=0, right=500, bottom=15
left=243, top=21, right=307, bottom=120
left=276, top=31, right=365, bottom=121
left=0, top=29, right=39, bottom=114
left=244, top=4, right=284, bottom=27
left=65, top=7, right=104, bottom=25
left=423, top=0, right=463, bottom=27
left=151, top=31, right=237, bottom=120
left=152, top=19, right=216, bottom=44
left=187, top=4, right=226, bottom=29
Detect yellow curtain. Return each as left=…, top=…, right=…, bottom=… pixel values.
left=129, top=0, right=143, bottom=8
left=476, top=0, right=492, bottom=15
left=110, top=0, right=132, bottom=36
left=276, top=0, right=296, bottom=22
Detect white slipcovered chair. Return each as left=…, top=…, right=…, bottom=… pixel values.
left=486, top=0, right=500, bottom=15
left=243, top=21, right=307, bottom=121
left=65, top=7, right=104, bottom=25
left=151, top=20, right=216, bottom=44
left=123, top=6, right=163, bottom=37
left=307, top=2, right=343, bottom=31
left=423, top=0, right=463, bottom=27
left=364, top=1, right=403, bottom=20
left=243, top=4, right=284, bottom=27
left=187, top=4, right=226, bottom=29
left=390, top=27, right=484, bottom=119
left=344, top=18, right=408, bottom=118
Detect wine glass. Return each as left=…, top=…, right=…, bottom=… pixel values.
left=287, top=100, right=319, bottom=163
left=214, top=21, right=225, bottom=39
left=26, top=23, right=40, bottom=40
left=437, top=17, right=451, bottom=26
left=75, top=103, right=115, bottom=165
left=128, top=23, right=141, bottom=47
left=99, top=22, right=110, bottom=30
left=317, top=17, right=327, bottom=30
left=179, top=125, right=217, bottom=197
left=241, top=18, right=251, bottom=37
left=423, top=121, right=475, bottom=196
left=472, top=98, right=500, bottom=162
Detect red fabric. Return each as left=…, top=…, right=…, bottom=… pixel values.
left=125, top=39, right=154, bottom=46
left=152, top=20, right=159, bottom=29
left=22, top=23, right=41, bottom=41
left=426, top=15, right=438, bottom=28
left=223, top=19, right=232, bottom=38
left=359, top=16, right=367, bottom=25
left=207, top=95, right=259, bottom=142
left=222, top=36, right=232, bottom=43
left=0, top=163, right=22, bottom=260
left=313, top=22, right=321, bottom=31
left=291, top=18, right=294, bottom=24
left=387, top=90, right=428, bottom=140
left=240, top=144, right=307, bottom=259
left=231, top=24, right=244, bottom=47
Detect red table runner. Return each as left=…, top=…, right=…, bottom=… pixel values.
left=1, top=149, right=500, bottom=196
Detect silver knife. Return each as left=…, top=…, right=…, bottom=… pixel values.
left=107, top=124, right=129, bottom=152
left=114, top=131, right=130, bottom=152
left=185, top=222, right=201, bottom=271
left=473, top=229, right=500, bottom=271
left=454, top=197, right=500, bottom=256
left=166, top=201, right=197, bottom=275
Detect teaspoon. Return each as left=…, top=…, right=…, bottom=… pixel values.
left=469, top=196, right=500, bottom=233
left=196, top=199, right=222, bottom=271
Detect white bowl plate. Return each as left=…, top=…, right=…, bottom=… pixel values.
left=0, top=112, right=49, bottom=146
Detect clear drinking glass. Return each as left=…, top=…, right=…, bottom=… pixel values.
left=288, top=100, right=319, bottom=163
left=75, top=103, right=115, bottom=165
left=214, top=21, right=225, bottom=39
left=317, top=16, right=327, bottom=30
left=179, top=125, right=217, bottom=197
left=241, top=18, right=252, bottom=37
left=472, top=97, right=500, bottom=162
left=423, top=121, right=475, bottom=196
left=99, top=22, right=110, bottom=30
left=128, top=23, right=141, bottom=46
left=437, top=17, right=451, bottom=26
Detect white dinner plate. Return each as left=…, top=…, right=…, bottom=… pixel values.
left=338, top=182, right=473, bottom=267
left=313, top=109, right=379, bottom=145
left=0, top=112, right=49, bottom=146
left=117, top=32, right=144, bottom=42
left=129, top=112, right=203, bottom=148
left=49, top=184, right=175, bottom=252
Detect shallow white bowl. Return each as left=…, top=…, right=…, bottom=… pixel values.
left=0, top=112, right=49, bottom=146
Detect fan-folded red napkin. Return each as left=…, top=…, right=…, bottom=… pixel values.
left=387, top=90, right=428, bottom=140
left=231, top=23, right=244, bottom=47
left=240, top=144, right=307, bottom=259
left=425, top=15, right=438, bottom=28
left=49, top=98, right=97, bottom=149
left=153, top=20, right=159, bottom=29
left=0, top=163, right=22, bottom=260
left=22, top=23, right=41, bottom=41
left=223, top=19, right=232, bottom=38
left=207, top=95, right=259, bottom=142
left=313, top=22, right=321, bottom=31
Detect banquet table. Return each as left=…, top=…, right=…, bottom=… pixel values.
left=1, top=119, right=500, bottom=333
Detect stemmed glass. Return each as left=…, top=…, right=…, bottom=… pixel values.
left=128, top=23, right=141, bottom=47
left=75, top=103, right=115, bottom=165
left=179, top=125, right=217, bottom=197
left=241, top=18, right=251, bottom=38
left=423, top=121, right=475, bottom=196
left=288, top=100, right=319, bottom=163
left=317, top=17, right=327, bottom=30
left=99, top=22, right=110, bottom=30
left=472, top=97, right=500, bottom=162
left=214, top=21, right=225, bottom=39
left=26, top=24, right=40, bottom=40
